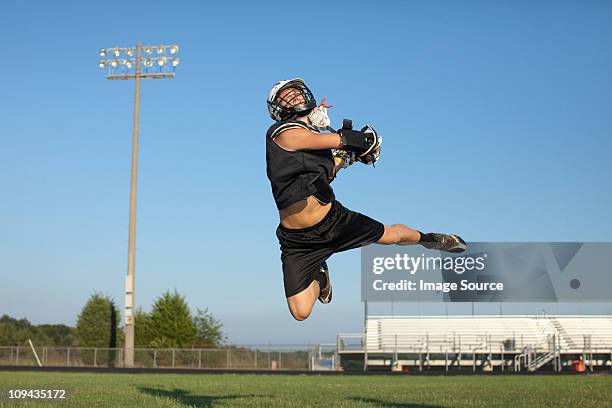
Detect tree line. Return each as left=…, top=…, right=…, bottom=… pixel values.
left=1, top=290, right=224, bottom=349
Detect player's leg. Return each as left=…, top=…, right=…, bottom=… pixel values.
left=326, top=201, right=467, bottom=253
left=286, top=280, right=319, bottom=321
left=377, top=224, right=467, bottom=253
left=277, top=207, right=339, bottom=321
left=285, top=261, right=331, bottom=321
left=376, top=224, right=420, bottom=245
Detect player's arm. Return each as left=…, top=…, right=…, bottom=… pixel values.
left=273, top=128, right=341, bottom=151
left=273, top=126, right=378, bottom=153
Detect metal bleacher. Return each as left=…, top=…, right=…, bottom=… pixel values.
left=337, top=315, right=612, bottom=372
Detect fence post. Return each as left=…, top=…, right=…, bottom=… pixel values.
left=445, top=351, right=448, bottom=373
left=335, top=347, right=339, bottom=371
left=394, top=334, right=398, bottom=369
left=67, top=348, right=70, bottom=367
left=528, top=348, right=531, bottom=369
left=335, top=335, right=340, bottom=371
left=279, top=351, right=282, bottom=369
left=552, top=335, right=556, bottom=372
left=16, top=346, right=20, bottom=365
left=458, top=335, right=462, bottom=370
left=198, top=350, right=201, bottom=369
left=153, top=350, right=157, bottom=368
left=172, top=349, right=176, bottom=368
left=254, top=349, right=257, bottom=369
left=228, top=346, right=232, bottom=369
left=489, top=335, right=492, bottom=370
left=94, top=348, right=97, bottom=367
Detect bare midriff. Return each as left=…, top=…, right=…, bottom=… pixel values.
left=279, top=195, right=332, bottom=230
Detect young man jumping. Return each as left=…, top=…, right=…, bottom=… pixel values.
left=265, top=78, right=467, bottom=321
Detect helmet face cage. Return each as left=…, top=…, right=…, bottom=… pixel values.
left=268, top=80, right=317, bottom=121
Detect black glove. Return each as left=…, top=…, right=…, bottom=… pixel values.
left=338, top=120, right=376, bottom=151
left=337, top=119, right=381, bottom=166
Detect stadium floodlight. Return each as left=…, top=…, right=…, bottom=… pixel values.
left=169, top=45, right=179, bottom=54
left=96, top=41, right=180, bottom=368
left=99, top=46, right=178, bottom=79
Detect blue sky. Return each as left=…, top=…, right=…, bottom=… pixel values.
left=1, top=1, right=611, bottom=344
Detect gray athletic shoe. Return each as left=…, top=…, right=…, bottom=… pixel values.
left=421, top=233, right=468, bottom=253
left=317, top=261, right=332, bottom=304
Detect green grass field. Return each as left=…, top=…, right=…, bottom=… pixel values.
left=0, top=371, right=611, bottom=407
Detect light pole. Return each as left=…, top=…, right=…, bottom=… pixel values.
left=98, top=42, right=180, bottom=367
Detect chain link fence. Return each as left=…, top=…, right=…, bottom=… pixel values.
left=0, top=344, right=338, bottom=371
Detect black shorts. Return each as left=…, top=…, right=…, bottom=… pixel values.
left=276, top=200, right=385, bottom=297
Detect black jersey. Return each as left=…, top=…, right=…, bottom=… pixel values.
left=265, top=120, right=336, bottom=210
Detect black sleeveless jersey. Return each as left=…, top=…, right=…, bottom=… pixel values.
left=265, top=120, right=336, bottom=210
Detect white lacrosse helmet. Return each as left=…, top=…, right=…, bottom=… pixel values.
left=267, top=78, right=317, bottom=121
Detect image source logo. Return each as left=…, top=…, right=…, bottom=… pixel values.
left=361, top=243, right=612, bottom=302
left=371, top=253, right=487, bottom=275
